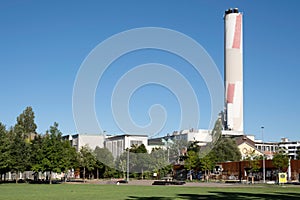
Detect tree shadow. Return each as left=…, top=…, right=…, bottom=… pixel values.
left=178, top=191, right=300, bottom=200
left=127, top=191, right=300, bottom=200
left=127, top=197, right=172, bottom=200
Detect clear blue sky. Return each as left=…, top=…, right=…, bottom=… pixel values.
left=0, top=0, right=299, bottom=142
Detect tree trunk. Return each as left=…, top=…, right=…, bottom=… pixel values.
left=16, top=171, right=19, bottom=184
left=83, top=167, right=86, bottom=183
left=97, top=168, right=99, bottom=180
left=49, top=171, right=52, bottom=184
left=205, top=170, right=208, bottom=182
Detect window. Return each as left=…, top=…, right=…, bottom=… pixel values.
left=130, top=140, right=143, bottom=146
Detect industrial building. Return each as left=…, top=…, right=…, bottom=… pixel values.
left=62, top=8, right=299, bottom=169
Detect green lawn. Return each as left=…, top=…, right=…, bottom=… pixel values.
left=1, top=183, right=300, bottom=200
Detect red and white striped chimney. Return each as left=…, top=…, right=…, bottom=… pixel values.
left=224, top=8, right=243, bottom=132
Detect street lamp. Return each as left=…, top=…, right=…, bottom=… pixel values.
left=127, top=147, right=129, bottom=182
left=162, top=134, right=172, bottom=163
left=126, top=136, right=129, bottom=182
left=261, top=126, right=265, bottom=183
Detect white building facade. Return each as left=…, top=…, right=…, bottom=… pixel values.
left=105, top=134, right=148, bottom=158
left=278, top=138, right=300, bottom=160
left=63, top=134, right=105, bottom=151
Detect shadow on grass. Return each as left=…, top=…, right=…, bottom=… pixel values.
left=127, top=191, right=300, bottom=200
left=127, top=197, right=172, bottom=200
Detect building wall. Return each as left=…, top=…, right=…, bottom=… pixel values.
left=105, top=137, right=125, bottom=158
left=187, top=129, right=212, bottom=144
left=78, top=134, right=105, bottom=150
left=279, top=141, right=300, bottom=160
left=238, top=142, right=263, bottom=160
left=255, top=139, right=300, bottom=160
left=105, top=135, right=148, bottom=158
left=219, top=160, right=300, bottom=181
left=172, top=129, right=212, bottom=145
left=64, top=134, right=105, bottom=152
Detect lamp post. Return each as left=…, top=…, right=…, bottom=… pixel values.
left=261, top=126, right=265, bottom=183
left=167, top=134, right=170, bottom=163
left=127, top=147, right=129, bottom=182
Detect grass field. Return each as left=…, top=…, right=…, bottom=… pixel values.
left=1, top=183, right=300, bottom=200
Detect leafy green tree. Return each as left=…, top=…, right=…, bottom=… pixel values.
left=169, top=139, right=189, bottom=164
left=30, top=134, right=44, bottom=180
left=150, top=148, right=169, bottom=179
left=0, top=123, right=11, bottom=181
left=273, top=152, right=289, bottom=172
left=30, top=129, right=78, bottom=182
left=200, top=153, right=216, bottom=181
left=94, top=147, right=115, bottom=178
left=130, top=144, right=147, bottom=153
left=115, top=152, right=128, bottom=179
left=16, top=106, right=37, bottom=141
left=199, top=119, right=222, bottom=158
left=129, top=144, right=152, bottom=179
left=137, top=153, right=152, bottom=179
left=10, top=125, right=30, bottom=183
left=115, top=144, right=153, bottom=179
left=61, top=140, right=79, bottom=175
left=41, top=122, right=66, bottom=184
left=79, top=145, right=96, bottom=182
left=210, top=137, right=241, bottom=162
left=188, top=141, right=201, bottom=153
left=184, top=150, right=199, bottom=181
left=244, top=150, right=261, bottom=173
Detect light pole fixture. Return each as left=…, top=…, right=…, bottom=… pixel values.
left=127, top=147, right=129, bottom=182
left=261, top=126, right=265, bottom=183
left=126, top=135, right=129, bottom=182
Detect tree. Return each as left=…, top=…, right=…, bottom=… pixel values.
left=30, top=134, right=44, bottom=181
left=130, top=144, right=147, bottom=153
left=273, top=152, right=289, bottom=172
left=129, top=144, right=152, bottom=179
left=30, top=127, right=78, bottom=183
left=16, top=106, right=37, bottom=141
left=94, top=147, right=114, bottom=178
left=199, top=118, right=222, bottom=158
left=184, top=150, right=199, bottom=181
left=244, top=150, right=261, bottom=174
left=79, top=145, right=96, bottom=182
left=210, top=137, right=241, bottom=162
left=200, top=153, right=216, bottom=182
left=115, top=152, right=128, bottom=179
left=0, top=123, right=11, bottom=181
left=41, top=122, right=66, bottom=184
left=60, top=140, right=79, bottom=179
left=10, top=125, right=30, bottom=183
left=169, top=139, right=189, bottom=164
left=150, top=148, right=169, bottom=179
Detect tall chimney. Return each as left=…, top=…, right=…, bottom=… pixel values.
left=224, top=8, right=244, bottom=132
